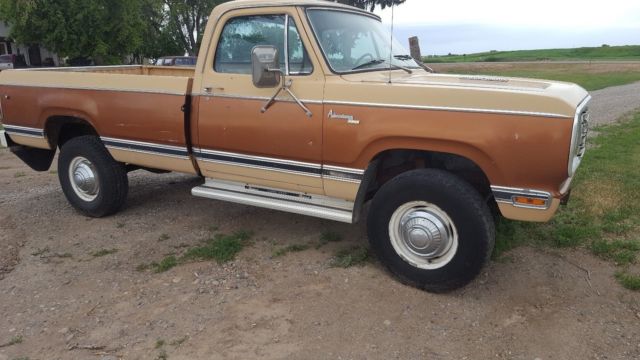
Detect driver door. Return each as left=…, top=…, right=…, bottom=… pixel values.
left=195, top=8, right=325, bottom=195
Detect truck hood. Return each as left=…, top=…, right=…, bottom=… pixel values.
left=332, top=70, right=590, bottom=118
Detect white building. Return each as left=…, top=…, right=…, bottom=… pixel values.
left=0, top=22, right=60, bottom=66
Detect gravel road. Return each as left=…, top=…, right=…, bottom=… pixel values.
left=1, top=83, right=639, bottom=360
left=590, top=81, right=640, bottom=126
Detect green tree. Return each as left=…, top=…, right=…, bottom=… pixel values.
left=335, top=0, right=406, bottom=11
left=0, top=0, right=151, bottom=64
left=163, top=0, right=230, bottom=56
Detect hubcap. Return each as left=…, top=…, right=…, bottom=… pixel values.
left=389, top=201, right=458, bottom=269
left=69, top=157, right=99, bottom=202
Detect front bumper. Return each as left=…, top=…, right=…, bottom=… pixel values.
left=0, top=130, right=8, bottom=148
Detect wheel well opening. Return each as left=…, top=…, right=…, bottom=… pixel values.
left=45, top=116, right=98, bottom=149
left=364, top=149, right=493, bottom=201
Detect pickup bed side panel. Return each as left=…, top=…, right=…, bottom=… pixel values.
left=0, top=70, right=197, bottom=174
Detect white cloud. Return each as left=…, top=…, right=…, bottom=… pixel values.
left=376, top=0, right=640, bottom=29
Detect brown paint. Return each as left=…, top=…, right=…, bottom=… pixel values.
left=322, top=104, right=573, bottom=196
left=1, top=85, right=189, bottom=148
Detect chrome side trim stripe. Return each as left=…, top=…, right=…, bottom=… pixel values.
left=192, top=93, right=569, bottom=119
left=194, top=148, right=364, bottom=183
left=195, top=148, right=322, bottom=177
left=324, top=100, right=571, bottom=119
left=197, top=93, right=323, bottom=105
left=101, top=137, right=189, bottom=159
left=491, top=185, right=552, bottom=210
left=2, top=83, right=189, bottom=96
left=323, top=165, right=364, bottom=182
left=3, top=125, right=45, bottom=138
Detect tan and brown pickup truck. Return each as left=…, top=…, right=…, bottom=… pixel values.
left=0, top=0, right=591, bottom=292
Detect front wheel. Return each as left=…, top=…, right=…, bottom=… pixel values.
left=58, top=136, right=129, bottom=217
left=367, top=169, right=495, bottom=293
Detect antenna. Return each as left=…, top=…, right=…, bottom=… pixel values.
left=388, top=3, right=395, bottom=84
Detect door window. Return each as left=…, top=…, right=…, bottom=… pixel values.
left=214, top=14, right=312, bottom=75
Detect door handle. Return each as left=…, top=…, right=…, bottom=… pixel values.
left=202, top=86, right=224, bottom=95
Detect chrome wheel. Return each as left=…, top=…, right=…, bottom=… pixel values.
left=388, top=201, right=458, bottom=270
left=68, top=156, right=99, bottom=202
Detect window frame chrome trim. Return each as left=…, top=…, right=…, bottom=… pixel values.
left=211, top=12, right=313, bottom=77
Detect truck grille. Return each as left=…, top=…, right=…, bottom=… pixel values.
left=576, top=110, right=590, bottom=158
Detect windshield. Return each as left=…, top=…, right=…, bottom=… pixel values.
left=307, top=9, right=419, bottom=74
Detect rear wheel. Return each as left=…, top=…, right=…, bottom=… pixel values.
left=367, top=169, right=495, bottom=292
left=58, top=136, right=128, bottom=217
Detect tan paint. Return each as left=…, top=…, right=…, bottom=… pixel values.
left=198, top=161, right=323, bottom=193
left=323, top=179, right=360, bottom=202
left=107, top=148, right=197, bottom=174
left=203, top=165, right=325, bottom=195
left=498, top=199, right=561, bottom=222
left=7, top=134, right=51, bottom=150
left=0, top=67, right=191, bottom=95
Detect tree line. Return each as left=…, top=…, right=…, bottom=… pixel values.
left=0, top=0, right=405, bottom=65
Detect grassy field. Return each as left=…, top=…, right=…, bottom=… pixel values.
left=424, top=45, right=640, bottom=63
left=432, top=62, right=640, bottom=90
left=494, top=111, right=640, bottom=290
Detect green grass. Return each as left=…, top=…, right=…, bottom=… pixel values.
left=0, top=335, right=23, bottom=348
left=615, top=272, right=640, bottom=290
left=141, top=231, right=253, bottom=273
left=445, top=68, right=640, bottom=91
left=330, top=246, right=370, bottom=268
left=494, top=111, right=640, bottom=290
left=424, top=45, right=640, bottom=63
left=91, top=248, right=118, bottom=257
left=181, top=231, right=252, bottom=264
left=317, top=231, right=344, bottom=249
left=152, top=256, right=178, bottom=273
left=272, top=243, right=310, bottom=258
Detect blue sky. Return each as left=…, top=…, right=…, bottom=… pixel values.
left=375, top=0, right=640, bottom=55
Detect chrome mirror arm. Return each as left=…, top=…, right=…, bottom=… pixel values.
left=260, top=69, right=313, bottom=118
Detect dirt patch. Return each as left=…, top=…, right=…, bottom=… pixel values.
left=1, top=146, right=640, bottom=359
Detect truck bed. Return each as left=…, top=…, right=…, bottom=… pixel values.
left=0, top=65, right=197, bottom=174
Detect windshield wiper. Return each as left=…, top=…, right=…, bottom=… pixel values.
left=351, top=59, right=413, bottom=74
left=394, top=54, right=413, bottom=61
left=393, top=55, right=435, bottom=74
left=394, top=54, right=436, bottom=73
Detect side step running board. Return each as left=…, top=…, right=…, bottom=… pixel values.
left=192, top=179, right=355, bottom=224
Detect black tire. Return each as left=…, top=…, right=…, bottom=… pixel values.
left=367, top=169, right=495, bottom=293
left=58, top=135, right=128, bottom=217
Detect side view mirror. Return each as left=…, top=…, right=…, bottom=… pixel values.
left=251, top=45, right=281, bottom=88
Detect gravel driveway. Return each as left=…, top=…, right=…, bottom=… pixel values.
left=590, top=81, right=640, bottom=126
left=1, top=83, right=639, bottom=360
